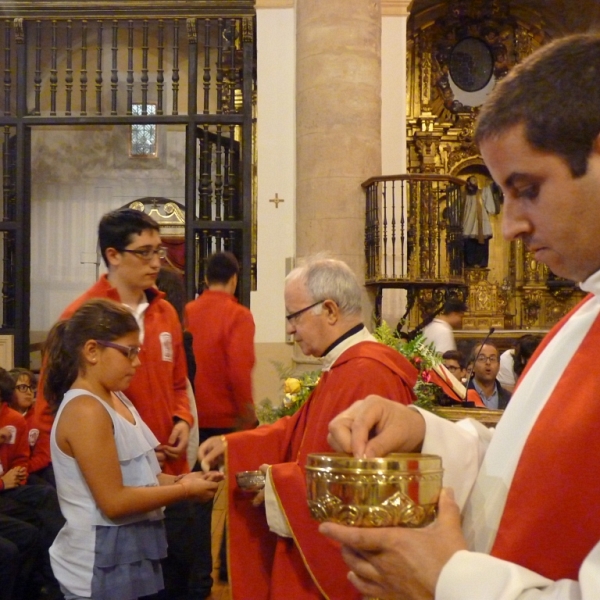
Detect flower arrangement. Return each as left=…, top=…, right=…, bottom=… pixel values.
left=256, top=366, right=321, bottom=425
left=372, top=322, right=444, bottom=412
left=256, top=322, right=446, bottom=425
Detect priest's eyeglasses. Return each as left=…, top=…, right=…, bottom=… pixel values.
left=120, top=246, right=168, bottom=261
left=285, top=300, right=324, bottom=324
left=96, top=340, right=141, bottom=361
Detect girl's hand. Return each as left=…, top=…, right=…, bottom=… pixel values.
left=179, top=471, right=224, bottom=503
left=201, top=471, right=226, bottom=483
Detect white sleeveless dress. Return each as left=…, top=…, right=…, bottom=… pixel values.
left=50, top=389, right=168, bottom=599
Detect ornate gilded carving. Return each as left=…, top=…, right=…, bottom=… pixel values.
left=242, top=17, right=253, bottom=43
left=419, top=30, right=433, bottom=109
left=461, top=268, right=507, bottom=330
left=415, top=132, right=441, bottom=173
left=515, top=24, right=538, bottom=62
left=445, top=121, right=480, bottom=173
left=13, top=18, right=24, bottom=44
left=400, top=0, right=575, bottom=333
left=306, top=469, right=441, bottom=528
left=522, top=289, right=543, bottom=329
left=186, top=18, right=197, bottom=44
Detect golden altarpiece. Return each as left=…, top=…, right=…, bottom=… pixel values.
left=365, top=0, right=584, bottom=345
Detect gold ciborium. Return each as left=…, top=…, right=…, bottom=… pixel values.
left=306, top=453, right=443, bottom=528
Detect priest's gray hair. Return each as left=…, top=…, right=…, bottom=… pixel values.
left=286, top=256, right=363, bottom=316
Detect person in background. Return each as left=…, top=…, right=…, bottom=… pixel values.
left=497, top=334, right=543, bottom=393
left=319, top=33, right=600, bottom=599
left=421, top=298, right=468, bottom=354
left=0, top=511, right=39, bottom=600
left=433, top=349, right=469, bottom=407
left=185, top=251, right=256, bottom=436
left=156, top=265, right=199, bottom=470
left=441, top=350, right=467, bottom=383
left=185, top=251, right=257, bottom=584
left=467, top=342, right=512, bottom=409
left=44, top=298, right=222, bottom=600
left=0, top=368, right=63, bottom=599
left=7, top=368, right=36, bottom=420
left=156, top=266, right=196, bottom=389
left=8, top=369, right=43, bottom=479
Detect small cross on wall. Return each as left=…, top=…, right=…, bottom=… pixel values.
left=269, top=193, right=285, bottom=208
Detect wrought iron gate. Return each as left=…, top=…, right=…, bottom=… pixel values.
left=0, top=1, right=256, bottom=366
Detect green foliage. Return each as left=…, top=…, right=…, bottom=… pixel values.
left=256, top=363, right=321, bottom=425
left=259, top=324, right=446, bottom=423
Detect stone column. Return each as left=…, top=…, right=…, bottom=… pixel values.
left=296, top=0, right=382, bottom=308
left=381, top=0, right=412, bottom=328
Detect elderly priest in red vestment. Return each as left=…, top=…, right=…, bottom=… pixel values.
left=198, top=257, right=417, bottom=600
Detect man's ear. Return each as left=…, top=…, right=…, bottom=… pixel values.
left=590, top=132, right=600, bottom=157
left=229, top=274, right=239, bottom=293
left=322, top=299, right=339, bottom=324
left=104, top=247, right=121, bottom=267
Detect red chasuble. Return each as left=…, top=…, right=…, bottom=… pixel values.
left=491, top=295, right=600, bottom=580
left=226, top=341, right=417, bottom=600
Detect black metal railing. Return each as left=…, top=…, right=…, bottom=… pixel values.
left=363, top=173, right=466, bottom=284
left=2, top=15, right=248, bottom=119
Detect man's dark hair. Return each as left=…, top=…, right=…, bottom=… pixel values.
left=206, top=251, right=239, bottom=285
left=475, top=34, right=600, bottom=177
left=514, top=334, right=543, bottom=377
left=442, top=350, right=466, bottom=369
left=0, top=367, right=16, bottom=403
left=441, top=298, right=468, bottom=315
left=98, top=208, right=160, bottom=267
left=156, top=266, right=185, bottom=323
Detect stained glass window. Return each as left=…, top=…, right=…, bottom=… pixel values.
left=130, top=104, right=157, bottom=156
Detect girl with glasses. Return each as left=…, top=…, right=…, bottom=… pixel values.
left=8, top=367, right=37, bottom=418
left=43, top=298, right=223, bottom=600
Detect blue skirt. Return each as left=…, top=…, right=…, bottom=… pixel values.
left=90, top=519, right=167, bottom=600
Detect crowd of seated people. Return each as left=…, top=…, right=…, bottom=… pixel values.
left=0, top=366, right=64, bottom=600
left=437, top=334, right=544, bottom=410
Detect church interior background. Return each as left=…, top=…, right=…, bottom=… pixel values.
left=1, top=0, right=600, bottom=404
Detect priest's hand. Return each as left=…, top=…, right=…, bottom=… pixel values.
left=319, top=488, right=466, bottom=600
left=327, top=395, right=426, bottom=458
left=197, top=435, right=226, bottom=472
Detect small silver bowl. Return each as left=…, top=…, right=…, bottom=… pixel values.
left=235, top=470, right=266, bottom=493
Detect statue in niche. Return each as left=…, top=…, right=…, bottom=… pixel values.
left=462, top=176, right=502, bottom=268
